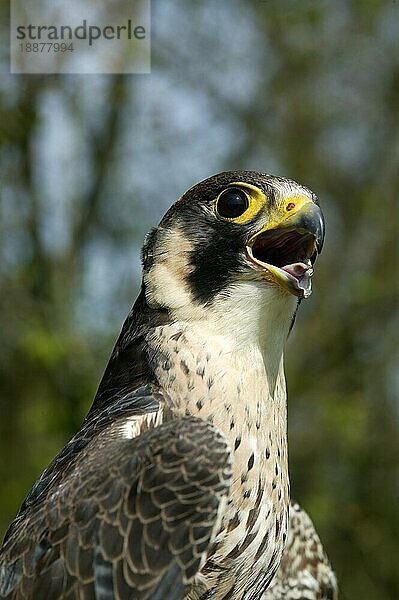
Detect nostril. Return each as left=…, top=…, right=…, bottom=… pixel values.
left=286, top=203, right=295, bottom=211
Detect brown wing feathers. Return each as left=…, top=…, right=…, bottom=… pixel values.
left=0, top=416, right=232, bottom=599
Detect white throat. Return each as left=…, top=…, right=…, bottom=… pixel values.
left=168, top=280, right=297, bottom=393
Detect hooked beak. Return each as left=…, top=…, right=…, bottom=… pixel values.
left=246, top=201, right=325, bottom=299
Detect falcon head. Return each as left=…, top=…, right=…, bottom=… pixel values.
left=142, top=171, right=324, bottom=345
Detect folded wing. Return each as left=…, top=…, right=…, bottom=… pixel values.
left=0, top=390, right=232, bottom=600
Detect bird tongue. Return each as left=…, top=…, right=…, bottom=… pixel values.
left=281, top=261, right=313, bottom=297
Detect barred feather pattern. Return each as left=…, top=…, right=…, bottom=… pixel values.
left=0, top=411, right=232, bottom=600
left=263, top=502, right=338, bottom=600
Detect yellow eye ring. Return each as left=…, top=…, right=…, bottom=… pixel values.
left=213, top=182, right=267, bottom=224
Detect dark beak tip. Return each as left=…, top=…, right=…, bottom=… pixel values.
left=304, top=203, right=325, bottom=255
left=316, top=211, right=325, bottom=254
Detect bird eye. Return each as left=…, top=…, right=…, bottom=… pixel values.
left=216, top=188, right=249, bottom=219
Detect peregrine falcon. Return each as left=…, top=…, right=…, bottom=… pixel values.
left=0, top=171, right=332, bottom=599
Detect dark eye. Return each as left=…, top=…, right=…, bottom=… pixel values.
left=216, top=188, right=249, bottom=219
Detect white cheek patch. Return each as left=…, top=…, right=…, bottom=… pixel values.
left=145, top=262, right=192, bottom=309
left=144, top=228, right=194, bottom=310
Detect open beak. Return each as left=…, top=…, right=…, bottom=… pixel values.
left=246, top=201, right=325, bottom=299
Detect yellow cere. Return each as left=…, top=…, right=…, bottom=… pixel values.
left=213, top=182, right=267, bottom=224
left=260, top=194, right=313, bottom=232
left=282, top=194, right=311, bottom=214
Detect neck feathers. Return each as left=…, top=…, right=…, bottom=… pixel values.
left=91, top=281, right=297, bottom=420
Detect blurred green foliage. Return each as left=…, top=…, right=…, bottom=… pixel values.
left=1, top=1, right=398, bottom=598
